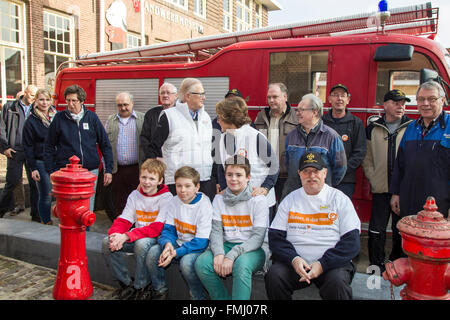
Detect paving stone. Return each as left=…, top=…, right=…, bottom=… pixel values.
left=0, top=254, right=115, bottom=300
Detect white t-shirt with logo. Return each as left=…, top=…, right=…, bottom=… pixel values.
left=270, top=184, right=361, bottom=264
left=163, top=193, right=213, bottom=246
left=212, top=194, right=269, bottom=243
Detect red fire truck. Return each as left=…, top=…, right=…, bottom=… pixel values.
left=53, top=2, right=450, bottom=223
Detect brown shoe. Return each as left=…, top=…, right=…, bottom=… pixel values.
left=45, top=220, right=53, bottom=225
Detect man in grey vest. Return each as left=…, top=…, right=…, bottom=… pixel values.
left=105, top=92, right=145, bottom=219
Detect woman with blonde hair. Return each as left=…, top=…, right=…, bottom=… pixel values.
left=23, top=89, right=57, bottom=224
left=216, top=96, right=279, bottom=221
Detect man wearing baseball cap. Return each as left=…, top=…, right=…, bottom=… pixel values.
left=362, top=88, right=412, bottom=272
left=323, top=84, right=366, bottom=200
left=266, top=151, right=361, bottom=300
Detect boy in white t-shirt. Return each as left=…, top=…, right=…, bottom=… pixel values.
left=103, top=159, right=173, bottom=300
left=265, top=151, right=361, bottom=300
left=195, top=155, right=269, bottom=300
left=145, top=166, right=213, bottom=300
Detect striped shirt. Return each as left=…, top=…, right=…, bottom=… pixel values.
left=116, top=112, right=138, bottom=165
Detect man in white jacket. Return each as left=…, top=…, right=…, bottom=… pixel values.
left=145, top=78, right=215, bottom=200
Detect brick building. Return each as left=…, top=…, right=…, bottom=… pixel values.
left=0, top=0, right=281, bottom=105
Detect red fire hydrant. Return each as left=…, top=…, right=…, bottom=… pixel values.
left=382, top=197, right=450, bottom=300
left=51, top=156, right=97, bottom=300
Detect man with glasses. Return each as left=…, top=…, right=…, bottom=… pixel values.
left=141, top=83, right=177, bottom=159
left=105, top=92, right=145, bottom=220
left=282, top=93, right=347, bottom=200
left=323, top=84, right=366, bottom=199
left=44, top=84, right=113, bottom=214
left=362, top=89, right=413, bottom=272
left=145, top=78, right=215, bottom=201
left=0, top=85, right=40, bottom=222
left=254, top=83, right=298, bottom=202
left=389, top=81, right=449, bottom=259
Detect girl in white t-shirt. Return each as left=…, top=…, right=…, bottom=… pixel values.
left=195, top=155, right=269, bottom=300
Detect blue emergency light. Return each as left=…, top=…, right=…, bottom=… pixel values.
left=378, top=0, right=388, bottom=12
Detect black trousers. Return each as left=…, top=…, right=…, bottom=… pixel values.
left=168, top=178, right=216, bottom=202
left=367, top=193, right=405, bottom=266
left=0, top=150, right=38, bottom=219
left=265, top=260, right=355, bottom=300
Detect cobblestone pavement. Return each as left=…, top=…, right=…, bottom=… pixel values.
left=0, top=255, right=116, bottom=300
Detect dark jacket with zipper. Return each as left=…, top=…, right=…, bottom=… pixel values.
left=23, top=104, right=57, bottom=171
left=0, top=97, right=28, bottom=153
left=43, top=106, right=113, bottom=174
left=322, top=109, right=367, bottom=184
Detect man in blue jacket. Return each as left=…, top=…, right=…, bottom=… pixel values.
left=265, top=151, right=360, bottom=300
left=389, top=80, right=449, bottom=259
left=44, top=85, right=113, bottom=212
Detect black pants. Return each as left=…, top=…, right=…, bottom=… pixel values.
left=0, top=151, right=38, bottom=219
left=265, top=260, right=355, bottom=300
left=368, top=193, right=405, bottom=266
left=112, top=164, right=140, bottom=218
left=168, top=178, right=216, bottom=202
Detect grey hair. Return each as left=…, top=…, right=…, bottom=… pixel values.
left=417, top=80, right=445, bottom=97
left=268, top=83, right=288, bottom=95
left=116, top=91, right=133, bottom=102
left=160, top=82, right=177, bottom=94
left=179, top=78, right=202, bottom=101
left=301, top=93, right=324, bottom=117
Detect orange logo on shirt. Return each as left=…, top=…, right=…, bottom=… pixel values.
left=136, top=210, right=158, bottom=223
left=221, top=215, right=253, bottom=227
left=342, top=134, right=349, bottom=142
left=288, top=211, right=337, bottom=225
left=174, top=218, right=197, bottom=235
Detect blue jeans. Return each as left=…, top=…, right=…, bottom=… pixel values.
left=35, top=160, right=52, bottom=224
left=146, top=243, right=207, bottom=300
left=102, top=236, right=157, bottom=289
left=195, top=243, right=265, bottom=300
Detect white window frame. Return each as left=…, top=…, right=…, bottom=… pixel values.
left=43, top=10, right=75, bottom=92
left=254, top=2, right=262, bottom=28
left=222, top=0, right=232, bottom=32
left=0, top=0, right=27, bottom=104
left=236, top=0, right=252, bottom=32
left=162, top=0, right=188, bottom=11
left=193, top=0, right=206, bottom=19
left=127, top=33, right=141, bottom=48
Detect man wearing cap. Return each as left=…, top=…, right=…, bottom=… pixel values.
left=323, top=84, right=366, bottom=199
left=362, top=89, right=412, bottom=271
left=254, top=83, right=298, bottom=201
left=390, top=81, right=449, bottom=258
left=265, top=151, right=361, bottom=300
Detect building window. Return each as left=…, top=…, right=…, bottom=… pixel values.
left=193, top=0, right=206, bottom=18
left=254, top=2, right=262, bottom=28
left=236, top=0, right=252, bottom=32
left=0, top=0, right=25, bottom=105
left=163, top=0, right=187, bottom=10
left=43, top=11, right=74, bottom=93
left=127, top=33, right=141, bottom=48
left=223, top=0, right=232, bottom=31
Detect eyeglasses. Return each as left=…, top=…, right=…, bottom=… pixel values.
left=190, top=92, right=206, bottom=97
left=116, top=103, right=130, bottom=107
left=65, top=99, right=80, bottom=104
left=160, top=91, right=176, bottom=95
left=416, top=96, right=441, bottom=104
left=296, top=107, right=314, bottom=113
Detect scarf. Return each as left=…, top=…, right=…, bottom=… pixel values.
left=70, top=108, right=84, bottom=124
left=222, top=183, right=253, bottom=207
left=32, top=105, right=56, bottom=127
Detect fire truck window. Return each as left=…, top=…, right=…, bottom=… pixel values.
left=269, top=51, right=328, bottom=104
left=376, top=51, right=437, bottom=105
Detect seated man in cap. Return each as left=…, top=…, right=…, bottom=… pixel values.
left=265, top=151, right=361, bottom=300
